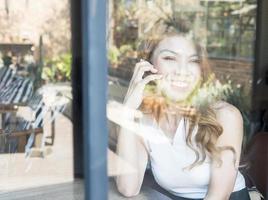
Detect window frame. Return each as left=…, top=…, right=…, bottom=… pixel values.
left=70, top=0, right=268, bottom=199
left=71, top=0, right=108, bottom=199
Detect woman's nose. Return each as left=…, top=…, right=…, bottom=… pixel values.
left=175, top=59, right=189, bottom=76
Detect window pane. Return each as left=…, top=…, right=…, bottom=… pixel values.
left=0, top=0, right=74, bottom=198
left=107, top=0, right=257, bottom=199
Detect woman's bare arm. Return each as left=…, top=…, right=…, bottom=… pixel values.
left=205, top=102, right=244, bottom=200
left=115, top=115, right=149, bottom=197
left=115, top=60, right=161, bottom=197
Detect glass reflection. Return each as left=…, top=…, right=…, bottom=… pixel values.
left=0, top=0, right=73, bottom=195
left=107, top=0, right=257, bottom=199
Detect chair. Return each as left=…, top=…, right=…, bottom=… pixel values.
left=0, top=87, right=68, bottom=156
left=241, top=111, right=268, bottom=199
left=0, top=66, right=68, bottom=156
left=0, top=66, right=34, bottom=153
left=241, top=131, right=268, bottom=199
left=0, top=66, right=15, bottom=89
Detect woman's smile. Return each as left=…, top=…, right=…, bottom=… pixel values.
left=163, top=74, right=193, bottom=91
left=170, top=80, right=189, bottom=89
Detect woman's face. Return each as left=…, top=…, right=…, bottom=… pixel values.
left=151, top=36, right=202, bottom=102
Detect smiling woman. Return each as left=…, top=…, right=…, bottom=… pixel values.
left=115, top=29, right=251, bottom=200
left=146, top=34, right=203, bottom=103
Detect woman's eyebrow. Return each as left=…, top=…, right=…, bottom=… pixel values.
left=159, top=49, right=178, bottom=55
left=159, top=49, right=199, bottom=58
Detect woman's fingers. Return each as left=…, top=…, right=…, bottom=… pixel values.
left=132, top=61, right=158, bottom=82
left=130, top=61, right=151, bottom=85
left=134, top=60, right=153, bottom=73
left=124, top=60, right=161, bottom=108
left=136, top=65, right=158, bottom=82
left=127, top=73, right=162, bottom=98
left=141, top=74, right=163, bottom=85
left=124, top=74, right=162, bottom=108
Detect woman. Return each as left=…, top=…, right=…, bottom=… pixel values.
left=115, top=31, right=250, bottom=200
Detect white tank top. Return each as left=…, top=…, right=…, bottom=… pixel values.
left=141, top=117, right=246, bottom=199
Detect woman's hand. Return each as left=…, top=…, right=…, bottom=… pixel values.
left=124, top=59, right=162, bottom=109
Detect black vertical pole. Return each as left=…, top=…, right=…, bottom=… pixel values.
left=252, top=0, right=268, bottom=111
left=70, top=0, right=84, bottom=178
left=252, top=0, right=268, bottom=197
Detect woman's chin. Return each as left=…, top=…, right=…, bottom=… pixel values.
left=163, top=92, right=189, bottom=103
left=158, top=84, right=194, bottom=103
left=171, top=97, right=188, bottom=103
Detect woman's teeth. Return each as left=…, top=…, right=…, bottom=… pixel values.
left=171, top=81, right=189, bottom=88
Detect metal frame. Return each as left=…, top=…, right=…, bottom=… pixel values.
left=71, top=0, right=84, bottom=178
left=69, top=0, right=268, bottom=198
left=81, top=0, right=108, bottom=199
left=71, top=0, right=108, bottom=199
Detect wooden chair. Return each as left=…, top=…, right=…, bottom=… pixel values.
left=240, top=111, right=268, bottom=199
left=0, top=66, right=68, bottom=156
left=241, top=131, right=268, bottom=199
left=0, top=88, right=68, bottom=156
left=0, top=66, right=34, bottom=153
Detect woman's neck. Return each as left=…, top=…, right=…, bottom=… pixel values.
left=158, top=111, right=182, bottom=139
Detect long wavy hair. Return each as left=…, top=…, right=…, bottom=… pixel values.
left=138, top=31, right=237, bottom=170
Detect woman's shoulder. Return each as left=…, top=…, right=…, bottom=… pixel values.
left=211, top=100, right=242, bottom=114
left=210, top=102, right=244, bottom=153
left=211, top=101, right=243, bottom=123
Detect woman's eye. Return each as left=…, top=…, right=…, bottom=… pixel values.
left=190, top=58, right=201, bottom=63
left=163, top=56, right=176, bottom=61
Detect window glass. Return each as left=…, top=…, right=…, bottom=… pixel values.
left=107, top=0, right=256, bottom=199
left=0, top=0, right=73, bottom=196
